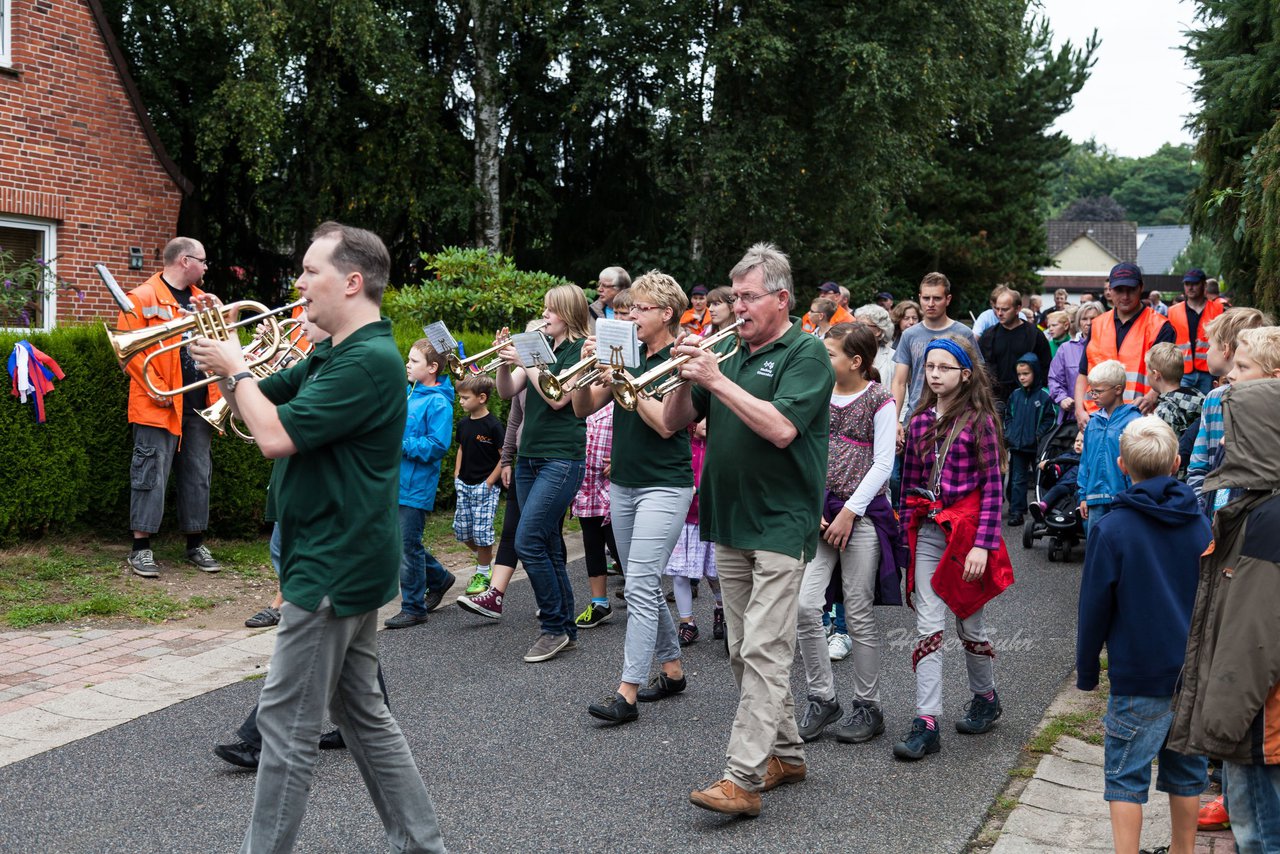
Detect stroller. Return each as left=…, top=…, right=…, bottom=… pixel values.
left=1022, top=419, right=1084, bottom=561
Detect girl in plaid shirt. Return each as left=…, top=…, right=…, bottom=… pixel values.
left=572, top=403, right=621, bottom=627
left=893, top=335, right=1012, bottom=762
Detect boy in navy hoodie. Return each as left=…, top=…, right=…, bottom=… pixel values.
left=385, top=339, right=456, bottom=629
left=1077, top=416, right=1212, bottom=854
left=1003, top=352, right=1054, bottom=525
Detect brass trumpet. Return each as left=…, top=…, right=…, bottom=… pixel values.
left=105, top=298, right=307, bottom=398
left=611, top=320, right=744, bottom=411
left=446, top=320, right=547, bottom=379
left=198, top=320, right=313, bottom=441
left=538, top=353, right=601, bottom=402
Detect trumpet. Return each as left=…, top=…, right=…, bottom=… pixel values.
left=198, top=321, right=313, bottom=441
left=105, top=298, right=307, bottom=398
left=538, top=353, right=602, bottom=402
left=611, top=320, right=743, bottom=411
left=446, top=320, right=548, bottom=379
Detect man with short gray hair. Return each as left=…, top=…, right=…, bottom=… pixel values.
left=590, top=265, right=631, bottom=327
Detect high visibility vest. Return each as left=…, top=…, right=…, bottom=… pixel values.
left=801, top=304, right=854, bottom=333
left=1167, top=298, right=1224, bottom=374
left=1084, top=308, right=1170, bottom=412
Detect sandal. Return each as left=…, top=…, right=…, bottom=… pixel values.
left=245, top=606, right=281, bottom=628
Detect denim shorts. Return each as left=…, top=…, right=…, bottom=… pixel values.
left=1103, top=693, right=1208, bottom=803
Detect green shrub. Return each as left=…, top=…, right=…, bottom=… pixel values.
left=384, top=246, right=574, bottom=335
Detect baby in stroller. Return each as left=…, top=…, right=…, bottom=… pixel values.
left=1023, top=424, right=1085, bottom=561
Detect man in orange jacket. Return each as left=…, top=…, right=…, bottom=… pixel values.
left=1166, top=268, right=1223, bottom=395
left=117, top=237, right=224, bottom=578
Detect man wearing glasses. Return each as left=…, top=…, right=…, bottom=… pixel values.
left=116, top=237, right=223, bottom=578
left=663, top=243, right=835, bottom=818
left=588, top=265, right=631, bottom=329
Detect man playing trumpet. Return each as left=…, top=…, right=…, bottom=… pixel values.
left=117, top=237, right=223, bottom=578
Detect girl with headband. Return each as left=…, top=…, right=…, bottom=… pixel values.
left=892, top=334, right=1015, bottom=762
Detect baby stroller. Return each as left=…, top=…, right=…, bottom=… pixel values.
left=1022, top=419, right=1084, bottom=562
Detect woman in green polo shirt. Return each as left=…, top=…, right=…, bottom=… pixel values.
left=496, top=283, right=591, bottom=663
left=574, top=271, right=696, bottom=724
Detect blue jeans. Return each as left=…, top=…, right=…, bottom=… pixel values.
left=399, top=505, right=451, bottom=617
left=1008, top=450, right=1035, bottom=518
left=1102, top=694, right=1207, bottom=803
left=1185, top=369, right=1215, bottom=396
left=515, top=457, right=585, bottom=639
left=1083, top=502, right=1112, bottom=537
left=1225, top=762, right=1280, bottom=854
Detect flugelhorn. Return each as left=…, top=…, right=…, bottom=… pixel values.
left=611, top=320, right=743, bottom=411
left=446, top=320, right=548, bottom=379
left=105, top=298, right=307, bottom=398
left=198, top=320, right=313, bottom=441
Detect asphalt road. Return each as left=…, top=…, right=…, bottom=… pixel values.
left=0, top=535, right=1080, bottom=854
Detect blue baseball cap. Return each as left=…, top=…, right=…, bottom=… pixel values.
left=818, top=281, right=840, bottom=294
left=1182, top=268, right=1207, bottom=284
left=1108, top=262, right=1144, bottom=289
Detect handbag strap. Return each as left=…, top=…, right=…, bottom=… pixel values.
left=929, top=416, right=964, bottom=496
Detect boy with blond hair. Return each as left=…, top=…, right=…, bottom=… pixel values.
left=1146, top=341, right=1205, bottom=442
left=1077, top=416, right=1211, bottom=854
left=1077, top=360, right=1141, bottom=531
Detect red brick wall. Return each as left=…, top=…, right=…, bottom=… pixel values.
left=0, top=0, right=184, bottom=325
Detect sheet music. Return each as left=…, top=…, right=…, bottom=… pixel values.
left=511, top=331, right=555, bottom=368
left=422, top=321, right=458, bottom=355
left=593, top=319, right=640, bottom=369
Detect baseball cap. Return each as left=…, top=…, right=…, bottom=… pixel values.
left=818, top=281, right=840, bottom=294
left=1182, top=268, right=1207, bottom=284
left=1108, top=262, right=1143, bottom=289
left=875, top=291, right=893, bottom=301
left=690, top=285, right=708, bottom=296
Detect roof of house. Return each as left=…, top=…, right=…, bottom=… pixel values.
left=1136, top=224, right=1193, bottom=276
left=85, top=0, right=192, bottom=195
left=1046, top=220, right=1137, bottom=264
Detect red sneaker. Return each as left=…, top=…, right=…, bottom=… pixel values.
left=1198, top=794, right=1230, bottom=831
left=457, top=586, right=503, bottom=619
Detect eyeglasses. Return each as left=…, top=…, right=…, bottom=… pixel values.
left=924, top=363, right=964, bottom=374
left=1086, top=387, right=1121, bottom=399
left=630, top=304, right=663, bottom=313
left=734, top=290, right=777, bottom=305
left=185, top=255, right=210, bottom=267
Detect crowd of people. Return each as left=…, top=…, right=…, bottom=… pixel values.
left=114, top=233, right=1280, bottom=852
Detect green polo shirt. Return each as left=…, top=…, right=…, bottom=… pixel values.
left=257, top=319, right=405, bottom=616
left=691, top=319, right=834, bottom=561
left=611, top=343, right=693, bottom=488
left=519, top=337, right=587, bottom=460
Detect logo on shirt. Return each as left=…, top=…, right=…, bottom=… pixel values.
left=757, top=360, right=776, bottom=377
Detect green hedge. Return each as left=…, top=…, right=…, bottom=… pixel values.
left=1, top=323, right=513, bottom=545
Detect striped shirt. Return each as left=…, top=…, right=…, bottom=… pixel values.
left=901, top=407, right=1004, bottom=550
left=572, top=403, right=613, bottom=518
left=1186, top=386, right=1225, bottom=498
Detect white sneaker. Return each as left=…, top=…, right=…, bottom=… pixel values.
left=828, top=632, right=853, bottom=661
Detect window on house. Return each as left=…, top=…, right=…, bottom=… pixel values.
left=0, top=218, right=60, bottom=331
left=0, top=0, right=10, bottom=67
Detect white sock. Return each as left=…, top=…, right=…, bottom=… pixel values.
left=477, top=564, right=491, bottom=577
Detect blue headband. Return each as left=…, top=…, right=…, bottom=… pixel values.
left=924, top=338, right=973, bottom=370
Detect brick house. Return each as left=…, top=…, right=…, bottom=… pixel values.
left=0, top=0, right=189, bottom=329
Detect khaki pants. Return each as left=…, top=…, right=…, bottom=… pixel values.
left=715, top=545, right=806, bottom=791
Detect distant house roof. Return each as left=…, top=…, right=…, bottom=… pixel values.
left=1046, top=220, right=1137, bottom=264
left=1136, top=225, right=1193, bottom=276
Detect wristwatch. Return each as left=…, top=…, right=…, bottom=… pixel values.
left=226, top=371, right=255, bottom=392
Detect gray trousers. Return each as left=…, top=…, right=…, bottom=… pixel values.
left=796, top=516, right=882, bottom=705
left=242, top=599, right=445, bottom=854
left=612, top=484, right=693, bottom=685
left=716, top=546, right=806, bottom=791
left=129, top=412, right=213, bottom=534
left=911, top=520, right=995, bottom=718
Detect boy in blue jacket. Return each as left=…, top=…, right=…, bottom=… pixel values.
left=1077, top=359, right=1142, bottom=533
left=1076, top=416, right=1211, bottom=854
left=386, top=339, right=456, bottom=629
left=1003, top=351, right=1055, bottom=525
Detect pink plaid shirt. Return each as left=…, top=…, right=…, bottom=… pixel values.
left=901, top=407, right=1004, bottom=550
left=572, top=403, right=614, bottom=518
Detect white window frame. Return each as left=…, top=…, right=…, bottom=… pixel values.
left=0, top=215, right=59, bottom=332
left=0, top=0, right=11, bottom=68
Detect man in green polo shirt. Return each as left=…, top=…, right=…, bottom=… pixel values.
left=663, top=242, right=835, bottom=818
left=189, top=222, right=445, bottom=853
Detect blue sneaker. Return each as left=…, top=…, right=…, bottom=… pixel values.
left=956, top=691, right=1002, bottom=734
left=892, top=717, right=941, bottom=761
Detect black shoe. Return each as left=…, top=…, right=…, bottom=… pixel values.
left=712, top=607, right=725, bottom=640
left=318, top=730, right=345, bottom=750
left=956, top=691, right=1003, bottom=734
left=588, top=692, right=638, bottom=724
left=244, top=606, right=281, bottom=629
left=384, top=610, right=429, bottom=629
left=835, top=701, right=885, bottom=744
left=1008, top=514, right=1024, bottom=527
left=797, top=695, right=842, bottom=742
left=678, top=622, right=699, bottom=647
left=892, top=718, right=941, bottom=761
left=423, top=572, right=457, bottom=613
left=637, top=672, right=687, bottom=702
left=214, top=741, right=260, bottom=769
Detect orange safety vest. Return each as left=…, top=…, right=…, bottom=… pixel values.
left=1084, top=307, right=1170, bottom=412
left=1167, top=298, right=1224, bottom=374
left=801, top=304, right=854, bottom=333
left=116, top=273, right=222, bottom=436
left=679, top=307, right=712, bottom=336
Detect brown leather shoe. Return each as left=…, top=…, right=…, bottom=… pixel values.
left=689, top=779, right=761, bottom=817
left=761, top=755, right=807, bottom=792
